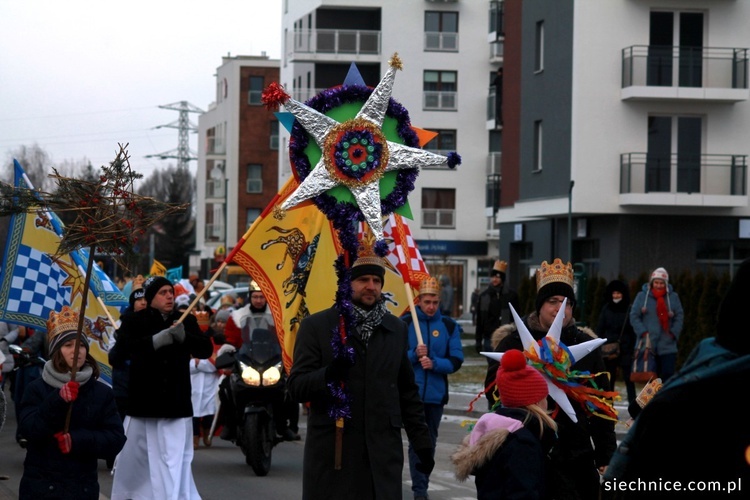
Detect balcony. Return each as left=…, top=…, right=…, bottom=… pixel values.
left=205, top=223, right=224, bottom=241
left=621, top=45, right=749, bottom=102
left=424, top=31, right=458, bottom=52
left=206, top=137, right=226, bottom=155
left=287, top=29, right=381, bottom=62
left=421, top=208, right=455, bottom=229
left=487, top=152, right=502, bottom=177
left=488, top=0, right=504, bottom=42
left=206, top=179, right=225, bottom=199
left=490, top=41, right=504, bottom=64
left=620, top=153, right=748, bottom=207
left=486, top=86, right=499, bottom=127
left=424, top=91, right=457, bottom=111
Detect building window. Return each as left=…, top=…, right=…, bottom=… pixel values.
left=246, top=164, right=263, bottom=193
left=425, top=11, right=458, bottom=52
left=248, top=76, right=264, bottom=105
left=246, top=208, right=261, bottom=230
left=270, top=121, right=279, bottom=150
left=423, top=70, right=457, bottom=111
left=535, top=21, right=544, bottom=72
left=421, top=188, right=455, bottom=229
left=533, top=120, right=543, bottom=172
left=424, top=129, right=457, bottom=159
left=697, top=240, right=750, bottom=276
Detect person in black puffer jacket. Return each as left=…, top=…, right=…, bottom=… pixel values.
left=596, top=280, right=636, bottom=405
left=488, top=259, right=617, bottom=500
left=18, top=306, right=125, bottom=500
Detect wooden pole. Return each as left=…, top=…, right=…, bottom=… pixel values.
left=64, top=244, right=96, bottom=432
left=403, top=282, right=424, bottom=345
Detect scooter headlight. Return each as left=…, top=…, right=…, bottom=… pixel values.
left=262, top=364, right=282, bottom=386
left=240, top=362, right=261, bottom=386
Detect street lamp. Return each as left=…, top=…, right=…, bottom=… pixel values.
left=567, top=180, right=575, bottom=262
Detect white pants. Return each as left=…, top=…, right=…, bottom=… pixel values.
left=111, top=417, right=201, bottom=500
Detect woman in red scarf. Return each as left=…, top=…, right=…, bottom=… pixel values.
left=629, top=267, right=684, bottom=382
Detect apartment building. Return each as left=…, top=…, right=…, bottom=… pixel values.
left=195, top=55, right=280, bottom=277
left=281, top=0, right=503, bottom=317
left=498, top=0, right=750, bottom=286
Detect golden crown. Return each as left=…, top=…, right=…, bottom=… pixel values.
left=418, top=277, right=440, bottom=296
left=493, top=260, right=508, bottom=273
left=352, top=230, right=385, bottom=269
left=536, top=258, right=574, bottom=291
left=47, top=305, right=80, bottom=341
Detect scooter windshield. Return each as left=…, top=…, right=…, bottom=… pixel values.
left=240, top=328, right=281, bottom=366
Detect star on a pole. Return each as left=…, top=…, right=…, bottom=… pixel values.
left=263, top=53, right=458, bottom=241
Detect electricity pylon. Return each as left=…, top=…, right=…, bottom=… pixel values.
left=146, top=101, right=204, bottom=169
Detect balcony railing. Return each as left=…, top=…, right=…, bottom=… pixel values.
left=206, top=137, right=226, bottom=155
left=622, top=45, right=749, bottom=90
left=620, top=153, right=747, bottom=196
left=486, top=87, right=497, bottom=121
left=205, top=223, right=224, bottom=240
left=490, top=41, right=504, bottom=62
left=206, top=179, right=225, bottom=198
left=487, top=152, right=502, bottom=177
left=292, top=88, right=326, bottom=103
left=290, top=29, right=381, bottom=57
left=424, top=91, right=457, bottom=111
left=424, top=32, right=458, bottom=52
left=421, top=208, right=455, bottom=229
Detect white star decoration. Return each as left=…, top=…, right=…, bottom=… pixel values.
left=278, top=54, right=454, bottom=241
left=481, top=298, right=606, bottom=423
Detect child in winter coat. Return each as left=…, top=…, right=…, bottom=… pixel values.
left=18, top=306, right=126, bottom=499
left=452, top=349, right=557, bottom=499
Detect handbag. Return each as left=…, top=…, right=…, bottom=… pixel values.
left=630, top=333, right=658, bottom=383
left=601, top=341, right=621, bottom=360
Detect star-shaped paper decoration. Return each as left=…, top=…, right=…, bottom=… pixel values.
left=270, top=54, right=458, bottom=241
left=482, top=298, right=607, bottom=423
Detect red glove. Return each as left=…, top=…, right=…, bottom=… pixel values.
left=59, top=381, right=80, bottom=403
left=55, top=432, right=72, bottom=454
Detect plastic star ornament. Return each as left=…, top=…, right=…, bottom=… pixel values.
left=262, top=53, right=458, bottom=241
left=482, top=298, right=607, bottom=423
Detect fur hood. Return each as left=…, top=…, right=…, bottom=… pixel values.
left=490, top=312, right=597, bottom=350
left=452, top=420, right=516, bottom=481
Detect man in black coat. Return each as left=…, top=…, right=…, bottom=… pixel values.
left=288, top=253, right=433, bottom=500
left=110, top=276, right=213, bottom=500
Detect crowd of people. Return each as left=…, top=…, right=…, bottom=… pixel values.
left=1, top=253, right=746, bottom=499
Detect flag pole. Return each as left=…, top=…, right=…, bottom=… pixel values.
left=403, top=282, right=424, bottom=345
left=175, top=213, right=266, bottom=324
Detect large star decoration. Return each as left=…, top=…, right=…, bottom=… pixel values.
left=263, top=53, right=459, bottom=241
left=482, top=298, right=609, bottom=423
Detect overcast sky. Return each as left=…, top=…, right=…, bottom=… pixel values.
left=0, top=0, right=282, bottom=180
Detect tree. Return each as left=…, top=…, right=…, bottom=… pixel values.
left=136, top=164, right=196, bottom=274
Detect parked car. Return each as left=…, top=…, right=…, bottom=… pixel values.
left=206, top=286, right=250, bottom=311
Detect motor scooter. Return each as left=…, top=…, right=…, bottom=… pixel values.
left=215, top=328, right=286, bottom=476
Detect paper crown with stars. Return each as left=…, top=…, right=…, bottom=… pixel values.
left=47, top=305, right=88, bottom=355
left=351, top=232, right=386, bottom=281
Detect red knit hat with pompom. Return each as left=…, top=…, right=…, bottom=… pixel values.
left=495, top=349, right=549, bottom=408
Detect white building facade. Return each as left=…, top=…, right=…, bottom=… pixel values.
left=280, top=0, right=503, bottom=317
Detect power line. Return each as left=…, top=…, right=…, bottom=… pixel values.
left=145, top=101, right=203, bottom=169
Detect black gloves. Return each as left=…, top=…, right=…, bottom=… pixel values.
left=415, top=447, right=435, bottom=475
left=325, top=356, right=353, bottom=382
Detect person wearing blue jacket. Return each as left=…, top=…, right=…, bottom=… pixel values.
left=403, top=277, right=464, bottom=500
left=629, top=267, right=684, bottom=381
